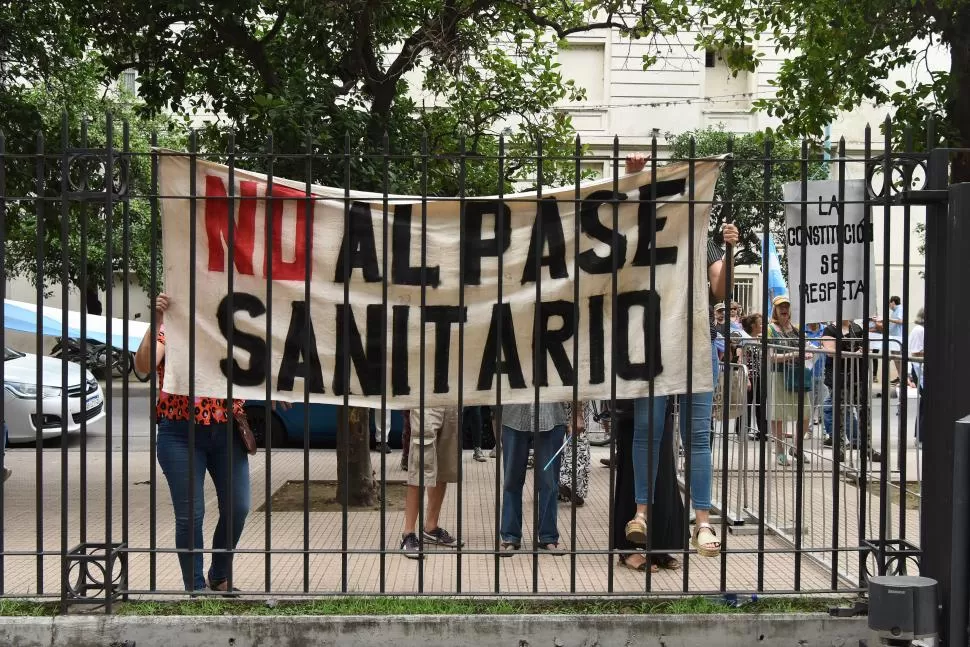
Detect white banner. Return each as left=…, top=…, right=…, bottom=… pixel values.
left=782, top=179, right=877, bottom=325
left=158, top=154, right=721, bottom=408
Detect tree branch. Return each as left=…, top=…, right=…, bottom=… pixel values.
left=259, top=4, right=291, bottom=44
left=211, top=15, right=282, bottom=92
left=500, top=1, right=630, bottom=38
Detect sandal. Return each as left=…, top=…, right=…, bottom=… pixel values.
left=654, top=554, right=681, bottom=571
left=536, top=542, right=567, bottom=556
left=619, top=554, right=658, bottom=573
left=692, top=523, right=721, bottom=558
left=625, top=512, right=647, bottom=545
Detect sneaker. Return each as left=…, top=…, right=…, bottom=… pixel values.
left=2, top=468, right=10, bottom=482
left=473, top=447, right=487, bottom=462
left=400, top=532, right=422, bottom=559
left=527, top=452, right=534, bottom=469
left=599, top=457, right=613, bottom=468
left=776, top=453, right=791, bottom=467
left=822, top=436, right=833, bottom=447
left=374, top=442, right=393, bottom=454
left=422, top=526, right=463, bottom=548
left=870, top=451, right=883, bottom=462
left=489, top=448, right=496, bottom=458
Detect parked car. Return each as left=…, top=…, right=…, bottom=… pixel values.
left=243, top=402, right=405, bottom=449
left=3, top=347, right=106, bottom=444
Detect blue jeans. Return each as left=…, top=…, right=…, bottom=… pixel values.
left=500, top=425, right=565, bottom=545
left=632, top=344, right=716, bottom=509
left=157, top=418, right=251, bottom=591
left=822, top=391, right=859, bottom=443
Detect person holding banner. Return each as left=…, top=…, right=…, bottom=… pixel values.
left=134, top=293, right=256, bottom=593
left=625, top=152, right=739, bottom=560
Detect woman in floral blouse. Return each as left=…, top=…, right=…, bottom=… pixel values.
left=134, top=293, right=249, bottom=593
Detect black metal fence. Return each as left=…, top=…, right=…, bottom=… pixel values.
left=0, top=115, right=964, bottom=628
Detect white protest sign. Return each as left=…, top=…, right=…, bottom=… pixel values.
left=782, top=179, right=877, bottom=324
left=158, top=154, right=722, bottom=409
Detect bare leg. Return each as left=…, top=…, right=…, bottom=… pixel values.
left=402, top=485, right=422, bottom=536
left=423, top=483, right=447, bottom=532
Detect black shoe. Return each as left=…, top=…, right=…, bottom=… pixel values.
left=374, top=442, right=392, bottom=454
left=822, top=436, right=833, bottom=447
left=473, top=447, right=487, bottom=462
left=401, top=532, right=422, bottom=559
left=2, top=468, right=10, bottom=482
left=599, top=458, right=613, bottom=468
left=207, top=578, right=241, bottom=598
left=423, top=526, right=463, bottom=548
left=870, top=451, right=883, bottom=462
left=558, top=485, right=572, bottom=502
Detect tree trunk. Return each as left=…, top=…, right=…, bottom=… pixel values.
left=335, top=406, right=378, bottom=507
left=85, top=283, right=103, bottom=316
left=366, top=80, right=397, bottom=150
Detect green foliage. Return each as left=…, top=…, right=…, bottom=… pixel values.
left=691, top=1, right=965, bottom=167
left=1, top=57, right=185, bottom=297
left=107, top=595, right=844, bottom=617
left=72, top=0, right=698, bottom=195
left=667, top=127, right=827, bottom=266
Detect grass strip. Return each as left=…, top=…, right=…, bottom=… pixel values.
left=0, top=596, right=854, bottom=617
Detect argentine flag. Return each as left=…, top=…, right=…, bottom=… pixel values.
left=762, top=233, right=788, bottom=312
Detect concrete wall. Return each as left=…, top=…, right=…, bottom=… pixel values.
left=0, top=613, right=872, bottom=647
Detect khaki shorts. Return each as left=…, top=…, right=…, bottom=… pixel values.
left=408, top=407, right=459, bottom=486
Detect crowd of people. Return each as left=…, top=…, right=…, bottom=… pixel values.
left=132, top=152, right=923, bottom=594
left=721, top=296, right=925, bottom=467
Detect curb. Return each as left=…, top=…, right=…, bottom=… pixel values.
left=0, top=613, right=870, bottom=646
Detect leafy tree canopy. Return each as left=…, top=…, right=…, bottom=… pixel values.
left=667, top=127, right=827, bottom=267
left=692, top=0, right=965, bottom=176
left=72, top=0, right=697, bottom=194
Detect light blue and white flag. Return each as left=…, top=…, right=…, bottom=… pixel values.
left=762, top=233, right=788, bottom=314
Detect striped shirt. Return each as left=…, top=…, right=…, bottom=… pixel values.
left=501, top=403, right=568, bottom=433
left=707, top=239, right=724, bottom=340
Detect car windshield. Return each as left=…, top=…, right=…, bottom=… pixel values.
left=4, top=347, right=24, bottom=361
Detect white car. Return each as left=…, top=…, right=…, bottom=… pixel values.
left=3, top=347, right=106, bottom=444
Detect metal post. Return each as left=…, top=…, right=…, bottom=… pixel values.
left=922, top=171, right=970, bottom=647
left=949, top=416, right=970, bottom=647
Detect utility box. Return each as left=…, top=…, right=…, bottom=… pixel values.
left=868, top=575, right=939, bottom=642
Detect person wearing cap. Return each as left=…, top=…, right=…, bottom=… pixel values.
left=624, top=152, right=738, bottom=560
left=767, top=295, right=813, bottom=466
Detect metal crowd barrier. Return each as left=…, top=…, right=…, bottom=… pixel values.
left=693, top=337, right=924, bottom=587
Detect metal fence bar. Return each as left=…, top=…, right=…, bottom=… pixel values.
left=148, top=137, right=159, bottom=591
left=0, top=127, right=6, bottom=596
left=226, top=135, right=238, bottom=595
left=58, top=115, right=71, bottom=610
left=33, top=129, right=45, bottom=596
left=103, top=114, right=116, bottom=612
